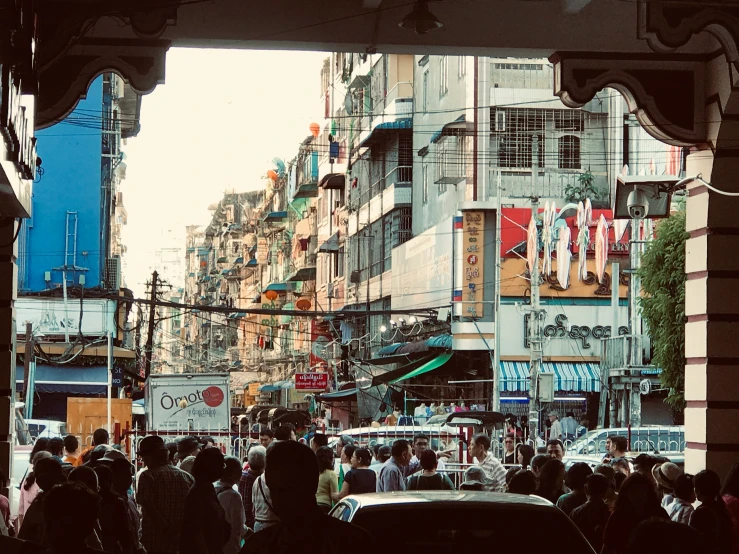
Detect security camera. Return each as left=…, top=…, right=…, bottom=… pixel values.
left=627, top=188, right=649, bottom=219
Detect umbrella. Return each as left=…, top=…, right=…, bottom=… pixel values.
left=526, top=217, right=538, bottom=275
left=556, top=225, right=572, bottom=290
left=594, top=215, right=609, bottom=284
left=576, top=201, right=590, bottom=281
left=542, top=201, right=556, bottom=276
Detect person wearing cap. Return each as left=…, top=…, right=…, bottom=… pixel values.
left=136, top=435, right=194, bottom=554
left=653, top=461, right=683, bottom=509
left=548, top=412, right=563, bottom=442
left=460, top=466, right=487, bottom=491
left=176, top=436, right=201, bottom=475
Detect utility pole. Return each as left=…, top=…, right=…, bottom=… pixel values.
left=22, top=321, right=33, bottom=401
left=492, top=169, right=502, bottom=412
left=143, top=271, right=158, bottom=380
left=528, top=136, right=543, bottom=446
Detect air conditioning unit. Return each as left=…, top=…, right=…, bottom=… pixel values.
left=349, top=270, right=361, bottom=284
left=326, top=282, right=335, bottom=298
left=104, top=257, right=121, bottom=291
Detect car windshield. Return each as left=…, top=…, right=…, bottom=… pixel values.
left=351, top=505, right=594, bottom=553
left=566, top=430, right=607, bottom=455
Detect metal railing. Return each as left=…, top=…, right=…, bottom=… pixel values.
left=386, top=165, right=412, bottom=185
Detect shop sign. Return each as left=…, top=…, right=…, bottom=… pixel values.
left=248, top=383, right=261, bottom=396
left=524, top=313, right=629, bottom=349
left=295, top=372, right=329, bottom=391
left=310, top=319, right=332, bottom=371
left=256, top=238, right=268, bottom=264
left=461, top=211, right=485, bottom=317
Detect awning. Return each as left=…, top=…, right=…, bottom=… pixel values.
left=370, top=354, right=436, bottom=384
left=347, top=74, right=371, bottom=90
left=318, top=232, right=339, bottom=253
left=377, top=334, right=452, bottom=357
left=315, top=388, right=357, bottom=402
left=430, top=114, right=473, bottom=144
left=372, top=353, right=454, bottom=387
left=246, top=258, right=257, bottom=267
left=641, top=367, right=662, bottom=376
left=377, top=343, right=403, bottom=356
left=258, top=383, right=281, bottom=393
left=264, top=282, right=291, bottom=292
left=359, top=118, right=412, bottom=149
left=263, top=211, right=287, bottom=223
left=16, top=364, right=109, bottom=395
left=319, top=173, right=345, bottom=190
left=287, top=266, right=317, bottom=282
left=499, top=362, right=602, bottom=393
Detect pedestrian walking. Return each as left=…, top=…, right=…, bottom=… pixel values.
left=668, top=473, right=695, bottom=524
left=216, top=456, right=247, bottom=554
left=468, top=433, right=506, bottom=492
left=535, top=459, right=566, bottom=504
left=548, top=412, right=563, bottom=442
left=239, top=446, right=266, bottom=530
left=76, top=428, right=110, bottom=466
left=334, top=447, right=376, bottom=501
left=16, top=450, right=51, bottom=534
left=240, top=441, right=374, bottom=554
left=502, top=434, right=516, bottom=465
left=516, top=444, right=535, bottom=469
left=41, top=481, right=102, bottom=554
left=315, top=446, right=338, bottom=513
left=546, top=439, right=565, bottom=461
left=690, top=469, right=733, bottom=554
left=594, top=464, right=619, bottom=510
left=62, top=434, right=80, bottom=465
left=602, top=435, right=628, bottom=464
left=720, top=463, right=739, bottom=554
left=176, top=436, right=201, bottom=474
left=94, top=464, right=134, bottom=554
left=530, top=454, right=549, bottom=481
left=17, top=456, right=66, bottom=544
left=180, top=448, right=230, bottom=554
left=570, top=473, right=611, bottom=552
left=653, top=461, right=682, bottom=510
left=561, top=412, right=578, bottom=442
left=111, top=457, right=145, bottom=554
left=376, top=440, right=411, bottom=492
left=556, top=462, right=592, bottom=516
left=369, top=445, right=390, bottom=475
left=252, top=472, right=279, bottom=532
left=406, top=450, right=455, bottom=491
left=136, top=435, right=194, bottom=554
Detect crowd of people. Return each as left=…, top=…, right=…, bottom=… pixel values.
left=2, top=425, right=739, bottom=554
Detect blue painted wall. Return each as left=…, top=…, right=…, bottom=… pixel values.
left=21, top=76, right=106, bottom=292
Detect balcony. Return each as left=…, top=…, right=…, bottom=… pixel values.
left=294, top=150, right=319, bottom=199
left=287, top=237, right=318, bottom=282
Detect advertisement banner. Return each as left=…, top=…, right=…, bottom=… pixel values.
left=248, top=383, right=261, bottom=396
left=16, top=298, right=113, bottom=336
left=295, top=372, right=329, bottom=391
left=310, top=319, right=332, bottom=371
left=461, top=211, right=485, bottom=317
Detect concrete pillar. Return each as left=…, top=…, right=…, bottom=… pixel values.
left=684, top=148, right=739, bottom=477
left=0, top=220, right=18, bottom=500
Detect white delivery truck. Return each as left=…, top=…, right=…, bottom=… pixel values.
left=145, top=373, right=231, bottom=433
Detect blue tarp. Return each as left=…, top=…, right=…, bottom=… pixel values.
left=359, top=118, right=412, bottom=148
left=16, top=364, right=109, bottom=395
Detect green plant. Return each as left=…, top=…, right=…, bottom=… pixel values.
left=638, top=208, right=689, bottom=410
left=565, top=170, right=599, bottom=204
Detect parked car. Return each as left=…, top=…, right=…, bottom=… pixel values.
left=25, top=418, right=67, bottom=440
left=565, top=426, right=684, bottom=456
left=563, top=453, right=685, bottom=472
left=331, top=491, right=596, bottom=552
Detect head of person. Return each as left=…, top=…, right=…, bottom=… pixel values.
left=352, top=447, right=372, bottom=469
left=531, top=454, right=549, bottom=478
left=673, top=473, right=695, bottom=504
left=594, top=464, right=617, bottom=491
left=259, top=427, right=274, bottom=448
left=69, top=465, right=99, bottom=492
left=722, top=463, right=739, bottom=498
left=506, top=467, right=519, bottom=487
left=93, top=464, right=114, bottom=493
left=166, top=442, right=178, bottom=463
left=607, top=435, right=628, bottom=455
left=585, top=473, right=609, bottom=501
left=546, top=439, right=564, bottom=460
left=461, top=466, right=487, bottom=491
left=138, top=435, right=170, bottom=469
left=516, top=444, right=534, bottom=469
left=64, top=434, right=79, bottom=455
left=247, top=445, right=267, bottom=474
left=566, top=462, right=593, bottom=492
left=694, top=469, right=722, bottom=504
left=35, top=456, right=65, bottom=491
left=177, top=436, right=201, bottom=460
left=652, top=462, right=682, bottom=495
left=548, top=411, right=559, bottom=422
left=538, top=459, right=566, bottom=493
left=46, top=437, right=64, bottom=458
left=191, top=447, right=225, bottom=483
left=316, top=446, right=335, bottom=474
left=200, top=436, right=216, bottom=449
left=614, top=472, right=662, bottom=515
left=391, top=440, right=412, bottom=467
left=612, top=457, right=631, bottom=476
left=93, top=428, right=109, bottom=446
left=341, top=444, right=356, bottom=465
left=419, top=449, right=438, bottom=472
left=633, top=454, right=659, bottom=485
left=30, top=437, right=50, bottom=463
left=265, top=441, right=320, bottom=524
left=615, top=472, right=627, bottom=491
left=469, top=433, right=491, bottom=461
left=44, top=482, right=101, bottom=549
left=504, top=433, right=515, bottom=453
left=508, top=469, right=537, bottom=495
left=110, top=458, right=135, bottom=494
left=222, top=456, right=242, bottom=485
left=565, top=411, right=575, bottom=419
left=625, top=518, right=703, bottom=554
left=275, top=424, right=296, bottom=442
left=337, top=435, right=354, bottom=458
left=413, top=433, right=430, bottom=457
left=88, top=444, right=111, bottom=465
left=517, top=444, right=535, bottom=468
left=311, top=432, right=328, bottom=452
left=377, top=445, right=392, bottom=463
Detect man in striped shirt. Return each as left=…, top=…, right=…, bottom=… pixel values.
left=469, top=434, right=507, bottom=492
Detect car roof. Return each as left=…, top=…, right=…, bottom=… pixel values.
left=344, top=491, right=554, bottom=509
left=331, top=424, right=459, bottom=437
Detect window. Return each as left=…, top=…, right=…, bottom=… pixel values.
left=493, top=63, right=544, bottom=71
left=493, top=108, right=546, bottom=169
left=458, top=56, right=466, bottom=79
left=422, top=163, right=429, bottom=204
left=422, top=70, right=429, bottom=113
left=440, top=56, right=449, bottom=97
left=558, top=135, right=581, bottom=169
left=336, top=246, right=345, bottom=279
left=383, top=216, right=392, bottom=273
left=555, top=110, right=584, bottom=131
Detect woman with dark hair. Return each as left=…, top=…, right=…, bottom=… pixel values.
left=601, top=473, right=669, bottom=554
left=535, top=459, right=566, bottom=504
left=334, top=447, right=376, bottom=501
left=721, top=464, right=739, bottom=554
left=508, top=469, right=537, bottom=495
left=315, top=446, right=338, bottom=513
left=516, top=444, right=535, bottom=469
left=17, top=450, right=52, bottom=533
left=180, top=448, right=230, bottom=554
left=690, top=469, right=732, bottom=554
left=407, top=450, right=455, bottom=491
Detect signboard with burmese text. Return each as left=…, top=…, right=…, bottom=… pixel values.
left=295, top=372, right=329, bottom=391
left=460, top=211, right=485, bottom=318
left=248, top=382, right=261, bottom=397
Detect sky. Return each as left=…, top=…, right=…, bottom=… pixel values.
left=122, top=48, right=326, bottom=297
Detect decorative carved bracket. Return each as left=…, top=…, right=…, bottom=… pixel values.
left=551, top=52, right=708, bottom=147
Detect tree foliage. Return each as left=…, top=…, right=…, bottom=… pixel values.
left=638, top=208, right=688, bottom=410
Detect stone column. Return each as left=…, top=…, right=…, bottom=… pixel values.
left=0, top=220, right=18, bottom=500
left=684, top=147, right=739, bottom=477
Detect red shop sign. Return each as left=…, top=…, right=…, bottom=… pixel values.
left=295, top=372, right=329, bottom=391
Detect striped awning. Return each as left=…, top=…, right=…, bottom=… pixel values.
left=500, top=362, right=602, bottom=393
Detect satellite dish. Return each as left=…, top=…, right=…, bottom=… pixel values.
left=344, top=92, right=354, bottom=115
left=639, top=379, right=651, bottom=395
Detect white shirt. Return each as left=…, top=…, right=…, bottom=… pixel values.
left=251, top=474, right=279, bottom=524
left=550, top=419, right=563, bottom=441
left=216, top=482, right=246, bottom=554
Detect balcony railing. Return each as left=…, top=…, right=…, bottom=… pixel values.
left=386, top=165, right=412, bottom=185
